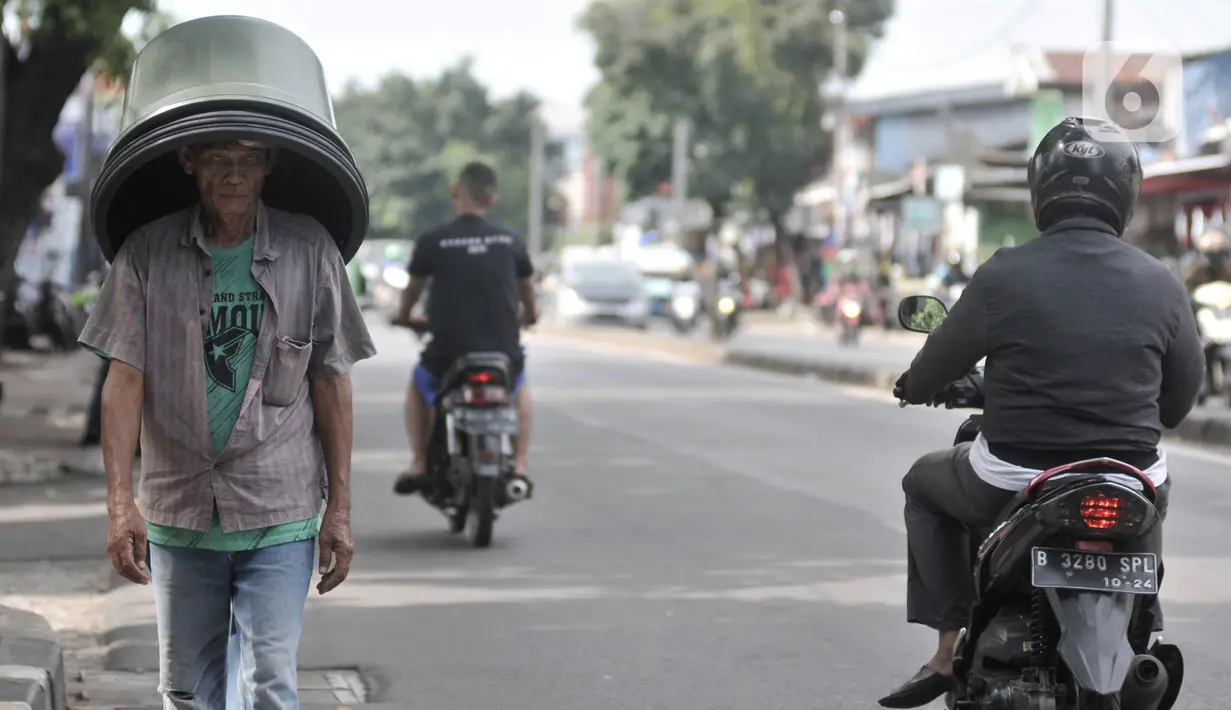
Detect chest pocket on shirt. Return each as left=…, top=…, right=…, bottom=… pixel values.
left=264, top=336, right=312, bottom=406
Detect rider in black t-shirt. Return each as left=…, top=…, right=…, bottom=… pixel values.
left=390, top=162, right=538, bottom=493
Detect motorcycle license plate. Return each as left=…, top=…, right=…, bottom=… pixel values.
left=452, top=407, right=518, bottom=435
left=1030, top=547, right=1157, bottom=595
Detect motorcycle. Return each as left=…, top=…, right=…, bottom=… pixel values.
left=713, top=294, right=740, bottom=340
left=895, top=294, right=1182, bottom=710
left=670, top=281, right=703, bottom=334
left=1191, top=281, right=1231, bottom=405
left=1, top=268, right=79, bottom=352
left=403, top=317, right=532, bottom=547
left=837, top=296, right=862, bottom=346
left=946, top=282, right=967, bottom=308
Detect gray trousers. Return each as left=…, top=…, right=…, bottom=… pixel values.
left=902, top=442, right=1169, bottom=632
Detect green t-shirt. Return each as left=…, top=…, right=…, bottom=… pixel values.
left=146, top=237, right=321, bottom=551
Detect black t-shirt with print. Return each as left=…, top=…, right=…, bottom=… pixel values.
left=409, top=214, right=533, bottom=377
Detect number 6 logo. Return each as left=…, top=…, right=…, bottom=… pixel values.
left=1080, top=42, right=1183, bottom=144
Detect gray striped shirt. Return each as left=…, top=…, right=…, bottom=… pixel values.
left=79, top=203, right=376, bottom=532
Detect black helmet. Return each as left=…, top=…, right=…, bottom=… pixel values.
left=1027, top=117, right=1142, bottom=235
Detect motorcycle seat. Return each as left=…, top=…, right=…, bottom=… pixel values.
left=438, top=351, right=512, bottom=394
left=990, top=457, right=1156, bottom=528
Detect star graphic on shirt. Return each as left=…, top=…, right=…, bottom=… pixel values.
left=204, top=325, right=249, bottom=391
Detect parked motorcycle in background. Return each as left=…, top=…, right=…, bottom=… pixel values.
left=1192, top=280, right=1231, bottom=405
left=895, top=294, right=1182, bottom=710
left=2, top=250, right=79, bottom=352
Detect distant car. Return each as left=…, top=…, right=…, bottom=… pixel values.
left=548, top=258, right=649, bottom=330
left=345, top=258, right=369, bottom=308
left=354, top=239, right=414, bottom=313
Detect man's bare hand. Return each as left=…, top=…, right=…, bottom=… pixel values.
left=390, top=313, right=428, bottom=333
left=316, top=505, right=354, bottom=594
left=106, top=501, right=150, bottom=585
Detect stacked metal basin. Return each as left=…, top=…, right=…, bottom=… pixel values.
left=90, top=15, right=369, bottom=262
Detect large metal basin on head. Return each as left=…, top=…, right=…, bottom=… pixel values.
left=91, top=15, right=369, bottom=263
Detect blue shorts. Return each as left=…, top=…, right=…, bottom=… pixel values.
left=413, top=349, right=526, bottom=406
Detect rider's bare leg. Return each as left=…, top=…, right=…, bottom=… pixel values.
left=513, top=383, right=532, bottom=476
left=928, top=631, right=959, bottom=676
left=402, top=382, right=433, bottom=477
left=402, top=378, right=418, bottom=469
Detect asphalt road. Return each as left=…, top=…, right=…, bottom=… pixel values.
left=286, top=319, right=1231, bottom=709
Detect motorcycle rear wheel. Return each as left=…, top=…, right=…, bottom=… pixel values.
left=468, top=476, right=497, bottom=548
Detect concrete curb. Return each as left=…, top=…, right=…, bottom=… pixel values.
left=101, top=571, right=158, bottom=674
left=0, top=449, right=104, bottom=486
left=0, top=607, right=64, bottom=710
left=538, top=326, right=1231, bottom=449
left=531, top=325, right=725, bottom=363
left=722, top=348, right=1231, bottom=449
left=723, top=349, right=901, bottom=390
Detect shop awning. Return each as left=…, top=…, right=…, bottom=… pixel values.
left=1141, top=153, right=1231, bottom=196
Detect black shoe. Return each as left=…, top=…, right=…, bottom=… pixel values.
left=393, top=472, right=427, bottom=496
left=878, top=666, right=954, bottom=708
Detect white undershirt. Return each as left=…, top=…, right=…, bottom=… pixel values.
left=969, top=432, right=1168, bottom=493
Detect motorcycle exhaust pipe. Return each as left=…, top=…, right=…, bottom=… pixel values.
left=1120, top=654, right=1169, bottom=710
left=505, top=477, right=532, bottom=502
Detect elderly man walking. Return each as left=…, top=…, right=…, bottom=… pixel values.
left=79, top=139, right=375, bottom=709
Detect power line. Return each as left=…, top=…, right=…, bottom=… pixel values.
left=864, top=0, right=1041, bottom=72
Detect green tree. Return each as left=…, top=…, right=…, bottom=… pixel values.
left=909, top=299, right=947, bottom=332
left=333, top=59, right=564, bottom=243
left=579, top=0, right=894, bottom=276
left=0, top=0, right=161, bottom=273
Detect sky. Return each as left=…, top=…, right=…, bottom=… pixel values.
left=155, top=0, right=599, bottom=132
left=851, top=0, right=1231, bottom=101
left=152, top=0, right=1231, bottom=130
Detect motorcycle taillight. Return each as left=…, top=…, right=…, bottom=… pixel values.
left=459, top=383, right=508, bottom=405
left=1036, top=482, right=1157, bottom=538
left=1079, top=493, right=1123, bottom=529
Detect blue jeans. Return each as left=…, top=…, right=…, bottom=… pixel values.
left=149, top=540, right=315, bottom=710
left=413, top=348, right=526, bottom=406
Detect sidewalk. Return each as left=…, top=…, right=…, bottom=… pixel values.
left=0, top=349, right=103, bottom=484
left=0, top=477, right=372, bottom=708
left=0, top=350, right=378, bottom=707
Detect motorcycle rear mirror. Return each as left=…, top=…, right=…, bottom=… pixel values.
left=898, top=295, right=948, bottom=334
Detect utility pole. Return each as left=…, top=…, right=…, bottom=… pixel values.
left=670, top=116, right=691, bottom=243
left=590, top=157, right=604, bottom=246
left=1100, top=0, right=1115, bottom=108
left=527, top=114, right=545, bottom=256
left=74, top=71, right=98, bottom=287
left=829, top=3, right=848, bottom=248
